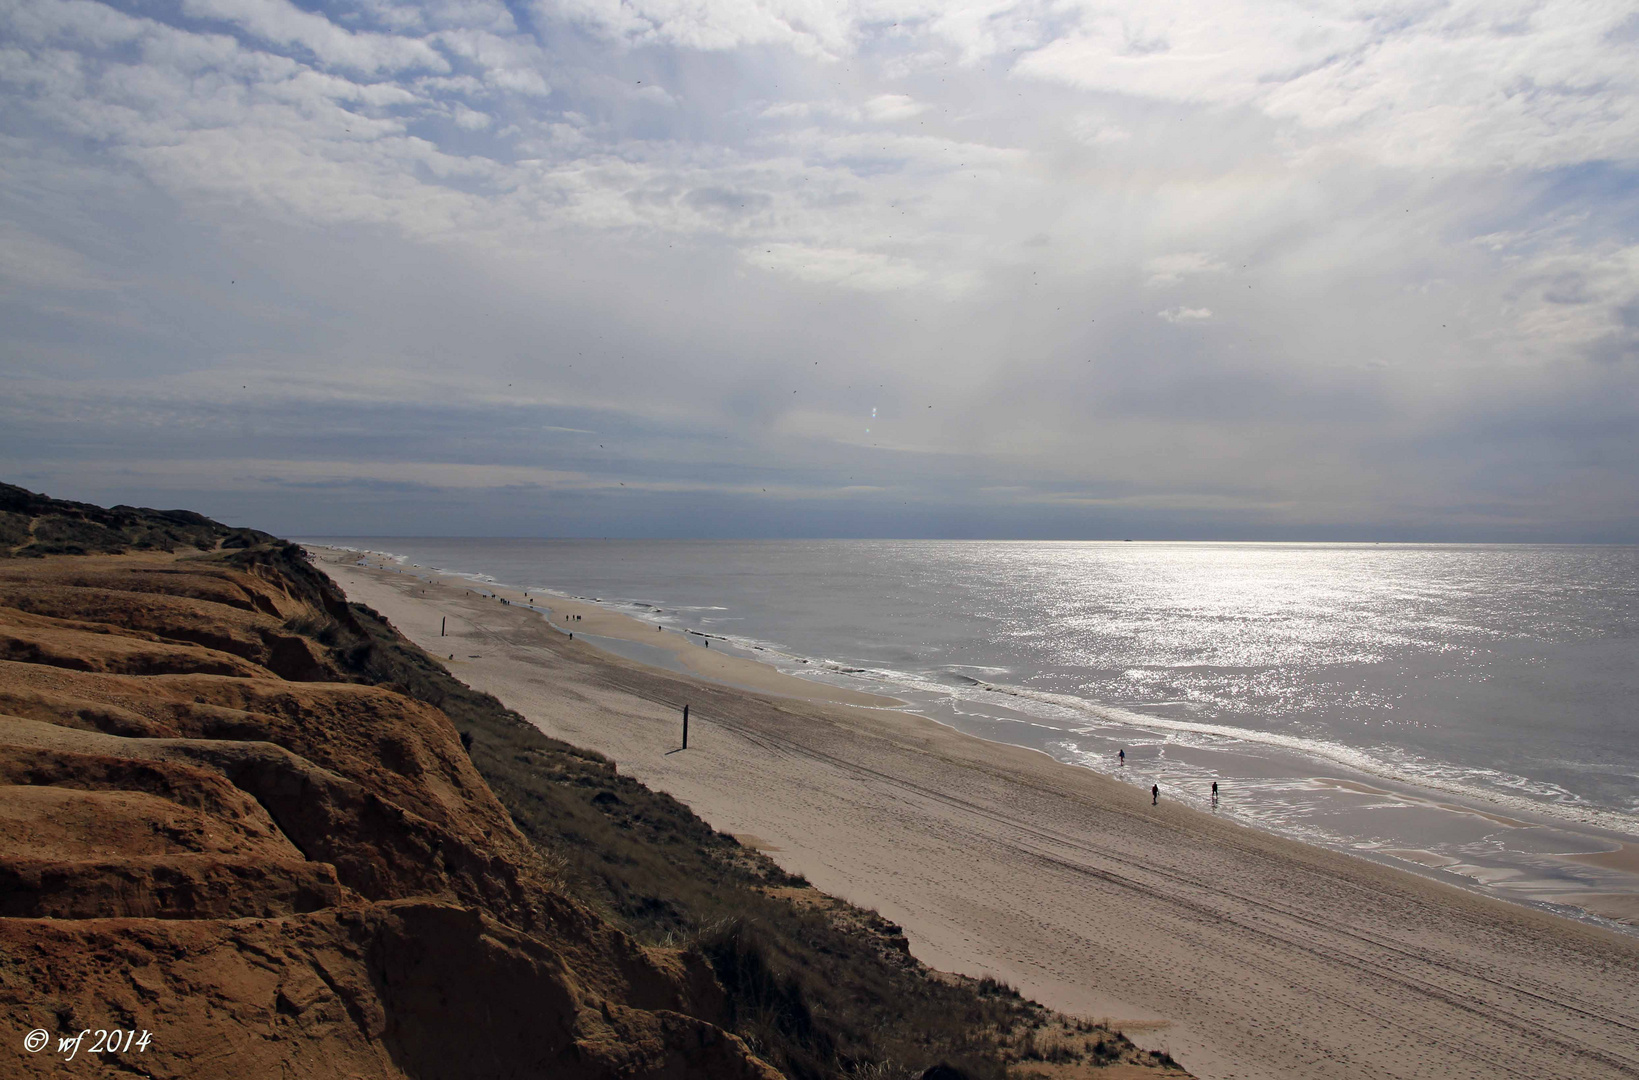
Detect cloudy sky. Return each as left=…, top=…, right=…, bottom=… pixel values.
left=2, top=0, right=1637, bottom=538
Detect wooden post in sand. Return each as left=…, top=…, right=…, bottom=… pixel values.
left=682, top=705, right=689, bottom=750
left=441, top=617, right=446, bottom=637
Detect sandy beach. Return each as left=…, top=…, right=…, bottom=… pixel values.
left=316, top=549, right=1639, bottom=1080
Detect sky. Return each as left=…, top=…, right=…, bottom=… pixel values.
left=2, top=0, right=1637, bottom=539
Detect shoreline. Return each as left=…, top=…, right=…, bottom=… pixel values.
left=312, top=545, right=1639, bottom=1080
left=312, top=541, right=1639, bottom=935
left=334, top=548, right=905, bottom=711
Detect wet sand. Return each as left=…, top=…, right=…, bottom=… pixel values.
left=315, top=549, right=1639, bottom=1080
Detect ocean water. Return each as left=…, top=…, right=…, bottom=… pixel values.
left=314, top=538, right=1639, bottom=924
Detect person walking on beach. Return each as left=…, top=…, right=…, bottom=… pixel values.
left=1211, top=781, right=1219, bottom=804
left=1152, top=784, right=1159, bottom=806
left=1118, top=748, right=1125, bottom=766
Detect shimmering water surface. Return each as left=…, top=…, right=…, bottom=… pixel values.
left=313, top=539, right=1639, bottom=927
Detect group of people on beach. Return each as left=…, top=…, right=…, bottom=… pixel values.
left=1117, top=748, right=1219, bottom=807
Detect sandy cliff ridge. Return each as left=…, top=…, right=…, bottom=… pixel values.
left=0, top=491, right=779, bottom=1078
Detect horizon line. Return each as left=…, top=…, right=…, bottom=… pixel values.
left=293, top=535, right=1639, bottom=546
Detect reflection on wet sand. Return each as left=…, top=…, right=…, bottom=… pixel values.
left=1303, top=777, right=1638, bottom=926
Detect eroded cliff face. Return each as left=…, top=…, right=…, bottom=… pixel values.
left=0, top=549, right=779, bottom=1079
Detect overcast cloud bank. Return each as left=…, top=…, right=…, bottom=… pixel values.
left=2, top=0, right=1637, bottom=537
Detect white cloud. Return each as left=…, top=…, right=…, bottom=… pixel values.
left=752, top=241, right=930, bottom=290
left=1067, top=117, right=1131, bottom=145
left=1018, top=0, right=1639, bottom=170
left=862, top=93, right=927, bottom=122
left=1145, top=252, right=1223, bottom=287
left=0, top=223, right=117, bottom=291
left=450, top=103, right=491, bottom=129
left=180, top=0, right=449, bottom=73
left=544, top=0, right=855, bottom=57
left=759, top=101, right=817, bottom=119
left=433, top=28, right=549, bottom=94
left=1158, top=306, right=1212, bottom=322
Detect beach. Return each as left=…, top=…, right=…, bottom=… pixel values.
left=316, top=548, right=1639, bottom=1080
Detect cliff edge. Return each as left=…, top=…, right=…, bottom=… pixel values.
left=0, top=484, right=778, bottom=1078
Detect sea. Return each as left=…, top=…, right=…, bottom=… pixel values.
left=308, top=538, right=1639, bottom=929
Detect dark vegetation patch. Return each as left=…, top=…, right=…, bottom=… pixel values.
left=0, top=483, right=271, bottom=558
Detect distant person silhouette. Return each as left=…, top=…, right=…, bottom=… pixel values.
left=1118, top=748, right=1125, bottom=766
left=1152, top=784, right=1159, bottom=806
left=1211, top=781, right=1219, bottom=803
